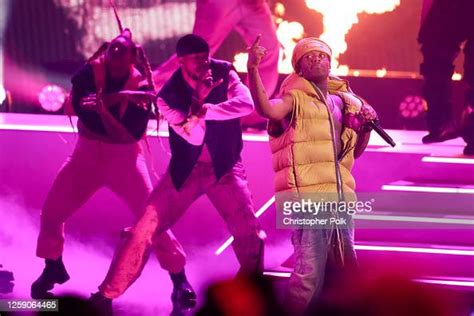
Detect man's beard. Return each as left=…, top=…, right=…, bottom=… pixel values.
left=186, top=69, right=208, bottom=82
left=183, top=68, right=202, bottom=82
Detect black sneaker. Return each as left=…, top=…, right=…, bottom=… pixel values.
left=31, top=257, right=70, bottom=299
left=422, top=125, right=460, bottom=144
left=464, top=143, right=474, bottom=156
left=171, top=279, right=197, bottom=308
left=88, top=292, right=113, bottom=316
left=170, top=270, right=197, bottom=314
left=0, top=267, right=14, bottom=294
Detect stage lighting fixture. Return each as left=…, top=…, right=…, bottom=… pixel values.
left=0, top=86, right=12, bottom=112
left=0, top=85, right=5, bottom=104
left=399, top=95, right=425, bottom=119
left=38, top=84, right=66, bottom=112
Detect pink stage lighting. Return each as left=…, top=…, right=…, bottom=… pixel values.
left=38, top=85, right=66, bottom=112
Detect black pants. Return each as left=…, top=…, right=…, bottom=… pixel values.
left=418, top=0, right=474, bottom=144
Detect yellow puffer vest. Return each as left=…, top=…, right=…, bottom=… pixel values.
left=269, top=73, right=364, bottom=196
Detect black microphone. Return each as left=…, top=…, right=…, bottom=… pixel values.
left=367, top=120, right=396, bottom=147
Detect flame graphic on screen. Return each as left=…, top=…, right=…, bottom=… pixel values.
left=305, top=0, right=400, bottom=73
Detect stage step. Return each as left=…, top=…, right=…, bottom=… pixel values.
left=264, top=242, right=474, bottom=283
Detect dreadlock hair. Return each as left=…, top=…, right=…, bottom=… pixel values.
left=136, top=45, right=155, bottom=92
left=136, top=45, right=159, bottom=116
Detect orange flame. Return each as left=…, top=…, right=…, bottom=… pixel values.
left=305, top=0, right=400, bottom=74
left=276, top=20, right=304, bottom=73
left=233, top=2, right=304, bottom=74
left=234, top=1, right=400, bottom=75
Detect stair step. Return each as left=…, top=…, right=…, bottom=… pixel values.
left=354, top=211, right=474, bottom=245
left=264, top=242, right=474, bottom=281
left=382, top=180, right=474, bottom=194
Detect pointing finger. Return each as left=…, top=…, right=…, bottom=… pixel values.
left=251, top=34, right=262, bottom=49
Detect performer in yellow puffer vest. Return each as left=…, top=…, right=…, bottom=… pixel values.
left=247, top=35, right=378, bottom=314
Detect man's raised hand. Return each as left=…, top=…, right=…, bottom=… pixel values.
left=247, top=34, right=267, bottom=70
left=194, top=69, right=224, bottom=103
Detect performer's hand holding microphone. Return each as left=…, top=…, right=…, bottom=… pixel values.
left=345, top=104, right=396, bottom=147
left=184, top=69, right=223, bottom=135
left=191, top=69, right=223, bottom=116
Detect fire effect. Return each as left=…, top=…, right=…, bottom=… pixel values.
left=305, top=0, right=400, bottom=73
left=275, top=21, right=305, bottom=73
left=234, top=1, right=401, bottom=76
left=233, top=2, right=304, bottom=74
